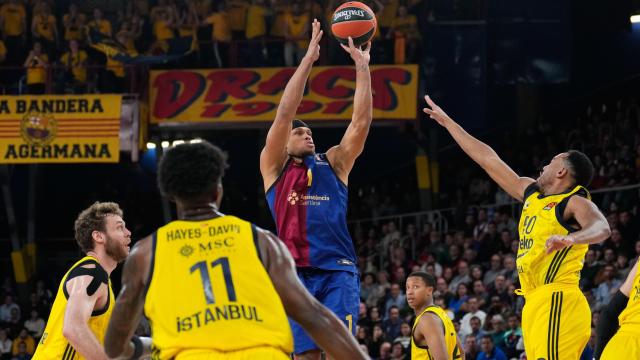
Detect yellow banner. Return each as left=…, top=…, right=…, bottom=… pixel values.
left=150, top=65, right=418, bottom=123
left=0, top=95, right=121, bottom=163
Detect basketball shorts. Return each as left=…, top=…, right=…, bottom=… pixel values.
left=174, top=346, right=290, bottom=360
left=290, top=268, right=360, bottom=354
left=520, top=283, right=590, bottom=360
left=601, top=328, right=640, bottom=360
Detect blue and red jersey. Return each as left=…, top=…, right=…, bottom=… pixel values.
left=265, top=153, right=357, bottom=273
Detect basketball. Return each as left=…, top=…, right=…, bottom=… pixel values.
left=331, top=1, right=377, bottom=48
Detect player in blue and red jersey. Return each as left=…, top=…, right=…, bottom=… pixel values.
left=260, top=19, right=373, bottom=360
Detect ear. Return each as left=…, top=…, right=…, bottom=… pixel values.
left=91, top=230, right=105, bottom=245
left=557, top=166, right=569, bottom=179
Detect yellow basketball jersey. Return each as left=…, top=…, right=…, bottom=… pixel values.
left=144, top=215, right=293, bottom=359
left=33, top=256, right=114, bottom=360
left=619, top=259, right=640, bottom=330
left=411, top=305, right=461, bottom=360
left=517, top=184, right=591, bottom=293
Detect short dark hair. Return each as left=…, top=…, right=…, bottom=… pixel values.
left=408, top=271, right=436, bottom=287
left=158, top=141, right=228, bottom=201
left=565, top=150, right=594, bottom=187
left=74, top=202, right=123, bottom=253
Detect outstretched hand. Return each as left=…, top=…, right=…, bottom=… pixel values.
left=422, top=95, right=452, bottom=127
left=340, top=37, right=371, bottom=68
left=305, top=18, right=323, bottom=62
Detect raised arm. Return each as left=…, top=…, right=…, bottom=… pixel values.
left=255, top=228, right=369, bottom=359
left=326, top=38, right=372, bottom=184
left=545, top=195, right=611, bottom=254
left=104, top=237, right=153, bottom=359
left=259, top=19, right=322, bottom=190
left=423, top=95, right=534, bottom=202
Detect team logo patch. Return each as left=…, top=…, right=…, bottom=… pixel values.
left=287, top=190, right=300, bottom=205
left=179, top=244, right=194, bottom=257
left=523, top=201, right=530, bottom=210
left=543, top=202, right=557, bottom=210
left=20, top=112, right=57, bottom=145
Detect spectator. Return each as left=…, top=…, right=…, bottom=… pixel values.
left=10, top=330, right=33, bottom=357
left=10, top=342, right=30, bottom=360
left=245, top=0, right=268, bottom=67
left=434, top=295, right=455, bottom=320
left=0, top=0, right=27, bottom=65
left=478, top=335, right=507, bottom=360
left=488, top=275, right=510, bottom=304
left=0, top=296, right=19, bottom=323
left=23, top=311, right=44, bottom=339
left=368, top=324, right=386, bottom=356
left=448, top=282, right=469, bottom=315
left=464, top=334, right=479, bottom=360
left=472, top=279, right=490, bottom=308
left=488, top=314, right=507, bottom=347
left=283, top=2, right=309, bottom=67
left=31, top=2, right=58, bottom=58
left=59, top=40, right=88, bottom=93
left=176, top=3, right=199, bottom=67
left=227, top=0, right=249, bottom=40
left=435, top=277, right=453, bottom=304
left=368, top=306, right=382, bottom=328
left=102, top=33, right=128, bottom=93
left=592, top=264, right=622, bottom=308
left=449, top=260, right=471, bottom=292
left=202, top=2, right=231, bottom=68
left=88, top=8, right=113, bottom=37
left=378, top=341, right=392, bottom=360
left=382, top=306, right=402, bottom=341
left=368, top=271, right=391, bottom=307
left=483, top=254, right=503, bottom=286
left=393, top=322, right=412, bottom=350
left=24, top=41, right=49, bottom=94
left=62, top=4, right=86, bottom=43
left=462, top=316, right=486, bottom=345
left=356, top=325, right=369, bottom=346
left=460, top=297, right=487, bottom=336
left=502, top=314, right=523, bottom=359
left=151, top=0, right=175, bottom=40
left=0, top=329, right=11, bottom=360
left=580, top=249, right=602, bottom=290
left=502, top=255, right=517, bottom=283
left=360, top=273, right=376, bottom=303
left=386, top=5, right=419, bottom=64
left=390, top=341, right=405, bottom=360
left=384, top=283, right=406, bottom=316
left=357, top=301, right=370, bottom=328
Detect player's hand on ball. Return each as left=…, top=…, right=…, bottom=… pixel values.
left=545, top=235, right=575, bottom=254
left=423, top=95, right=452, bottom=126
left=305, top=18, right=323, bottom=62
left=340, top=37, right=371, bottom=67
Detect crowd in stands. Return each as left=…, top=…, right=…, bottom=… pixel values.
left=0, top=0, right=425, bottom=95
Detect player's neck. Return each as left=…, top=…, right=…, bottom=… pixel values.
left=414, top=299, right=434, bottom=315
left=177, top=202, right=222, bottom=221
left=86, top=250, right=117, bottom=275
left=540, top=180, right=574, bottom=196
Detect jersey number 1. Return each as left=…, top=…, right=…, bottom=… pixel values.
left=190, top=257, right=237, bottom=305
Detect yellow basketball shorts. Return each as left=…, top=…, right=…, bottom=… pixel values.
left=174, top=346, right=290, bottom=360
left=520, top=284, right=591, bottom=360
left=601, top=329, right=640, bottom=360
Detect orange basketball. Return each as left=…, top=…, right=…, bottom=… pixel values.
left=331, top=1, right=377, bottom=48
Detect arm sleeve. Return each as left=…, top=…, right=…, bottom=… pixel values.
left=594, top=290, right=628, bottom=359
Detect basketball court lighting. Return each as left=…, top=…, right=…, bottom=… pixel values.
left=146, top=142, right=156, bottom=149
left=161, top=141, right=170, bottom=148
left=631, top=15, right=640, bottom=23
